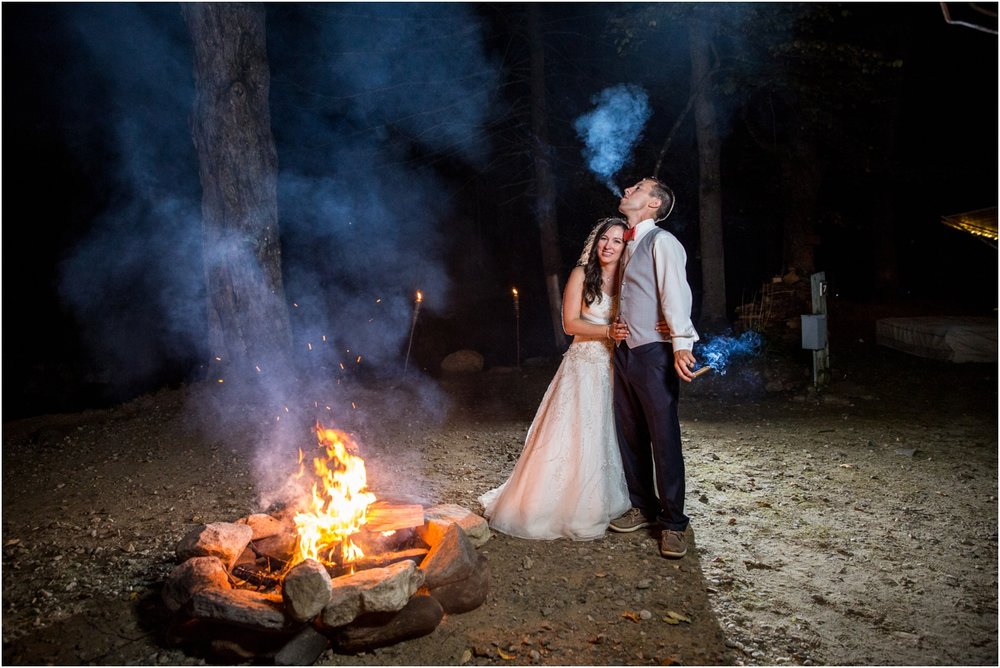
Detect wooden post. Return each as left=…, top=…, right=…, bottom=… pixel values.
left=810, top=272, right=830, bottom=387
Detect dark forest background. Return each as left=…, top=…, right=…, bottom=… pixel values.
left=3, top=3, right=997, bottom=419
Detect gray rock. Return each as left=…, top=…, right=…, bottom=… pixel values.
left=440, top=350, right=484, bottom=374
left=320, top=580, right=363, bottom=629
left=357, top=560, right=425, bottom=612
left=422, top=503, right=491, bottom=547
left=282, top=558, right=333, bottom=622
left=188, top=587, right=289, bottom=631
left=162, top=556, right=231, bottom=613
left=427, top=555, right=490, bottom=614
left=235, top=513, right=287, bottom=540
left=176, top=522, right=253, bottom=570
left=273, top=625, right=331, bottom=666
left=333, top=594, right=444, bottom=653
left=420, top=523, right=479, bottom=589
left=319, top=560, right=424, bottom=629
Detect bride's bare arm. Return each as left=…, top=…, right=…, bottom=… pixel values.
left=561, top=266, right=614, bottom=339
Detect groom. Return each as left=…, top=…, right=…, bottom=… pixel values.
left=609, top=177, right=699, bottom=558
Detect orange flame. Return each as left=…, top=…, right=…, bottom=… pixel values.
left=292, top=423, right=377, bottom=566
left=416, top=291, right=423, bottom=303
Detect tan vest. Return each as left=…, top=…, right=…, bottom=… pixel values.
left=618, top=228, right=671, bottom=348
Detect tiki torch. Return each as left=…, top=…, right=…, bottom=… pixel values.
left=403, top=290, right=422, bottom=376
left=512, top=287, right=520, bottom=368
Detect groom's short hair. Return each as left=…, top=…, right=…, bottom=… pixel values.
left=646, top=178, right=676, bottom=221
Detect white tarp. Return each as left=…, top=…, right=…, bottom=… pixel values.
left=876, top=316, right=997, bottom=363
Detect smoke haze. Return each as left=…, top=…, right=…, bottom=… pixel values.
left=49, top=4, right=501, bottom=506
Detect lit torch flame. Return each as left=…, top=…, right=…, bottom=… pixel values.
left=292, top=423, right=377, bottom=567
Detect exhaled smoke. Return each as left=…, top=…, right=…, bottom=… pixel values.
left=573, top=84, right=652, bottom=196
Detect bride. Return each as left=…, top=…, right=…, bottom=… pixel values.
left=479, top=218, right=630, bottom=540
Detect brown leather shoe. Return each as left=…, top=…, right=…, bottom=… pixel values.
left=659, top=529, right=687, bottom=558
left=609, top=507, right=653, bottom=533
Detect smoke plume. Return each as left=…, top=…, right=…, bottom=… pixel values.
left=694, top=331, right=762, bottom=375
left=573, top=84, right=653, bottom=195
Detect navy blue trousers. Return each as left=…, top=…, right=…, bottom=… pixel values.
left=613, top=341, right=689, bottom=532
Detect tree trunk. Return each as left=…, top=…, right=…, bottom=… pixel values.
left=780, top=128, right=822, bottom=276
left=689, top=21, right=728, bottom=330
left=182, top=4, right=294, bottom=385
left=527, top=5, right=567, bottom=350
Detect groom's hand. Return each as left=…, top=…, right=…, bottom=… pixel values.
left=610, top=318, right=629, bottom=342
left=674, top=349, right=697, bottom=382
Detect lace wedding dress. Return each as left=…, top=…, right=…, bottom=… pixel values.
left=479, top=292, right=629, bottom=540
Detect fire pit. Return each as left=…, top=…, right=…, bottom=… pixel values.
left=161, top=423, right=492, bottom=664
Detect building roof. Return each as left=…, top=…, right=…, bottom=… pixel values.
left=941, top=207, right=998, bottom=246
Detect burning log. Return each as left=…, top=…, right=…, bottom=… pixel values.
left=232, top=563, right=282, bottom=590
left=364, top=502, right=424, bottom=533
left=323, top=548, right=429, bottom=579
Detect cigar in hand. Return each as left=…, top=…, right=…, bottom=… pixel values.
left=691, top=366, right=713, bottom=379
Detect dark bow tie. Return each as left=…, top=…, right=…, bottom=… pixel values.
left=623, top=226, right=637, bottom=242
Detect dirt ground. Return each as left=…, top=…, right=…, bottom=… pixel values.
left=2, top=317, right=997, bottom=666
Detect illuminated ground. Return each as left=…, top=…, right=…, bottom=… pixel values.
left=2, top=331, right=996, bottom=665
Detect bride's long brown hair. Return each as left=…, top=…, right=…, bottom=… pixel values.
left=581, top=217, right=627, bottom=306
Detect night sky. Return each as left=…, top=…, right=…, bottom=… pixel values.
left=2, top=3, right=997, bottom=419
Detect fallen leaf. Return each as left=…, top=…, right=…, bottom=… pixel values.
left=594, top=571, right=608, bottom=578
left=4, top=539, right=20, bottom=547
left=497, top=648, right=516, bottom=660
left=622, top=610, right=642, bottom=623
left=663, top=610, right=691, bottom=624
left=662, top=616, right=680, bottom=625
left=460, top=649, right=472, bottom=664
left=839, top=463, right=855, bottom=469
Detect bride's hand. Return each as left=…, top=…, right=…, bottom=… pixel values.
left=655, top=320, right=672, bottom=336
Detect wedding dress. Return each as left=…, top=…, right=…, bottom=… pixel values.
left=479, top=291, right=630, bottom=540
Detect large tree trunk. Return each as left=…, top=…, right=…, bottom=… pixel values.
left=527, top=5, right=567, bottom=350
left=780, top=128, right=822, bottom=276
left=689, top=21, right=727, bottom=330
left=182, top=4, right=294, bottom=385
